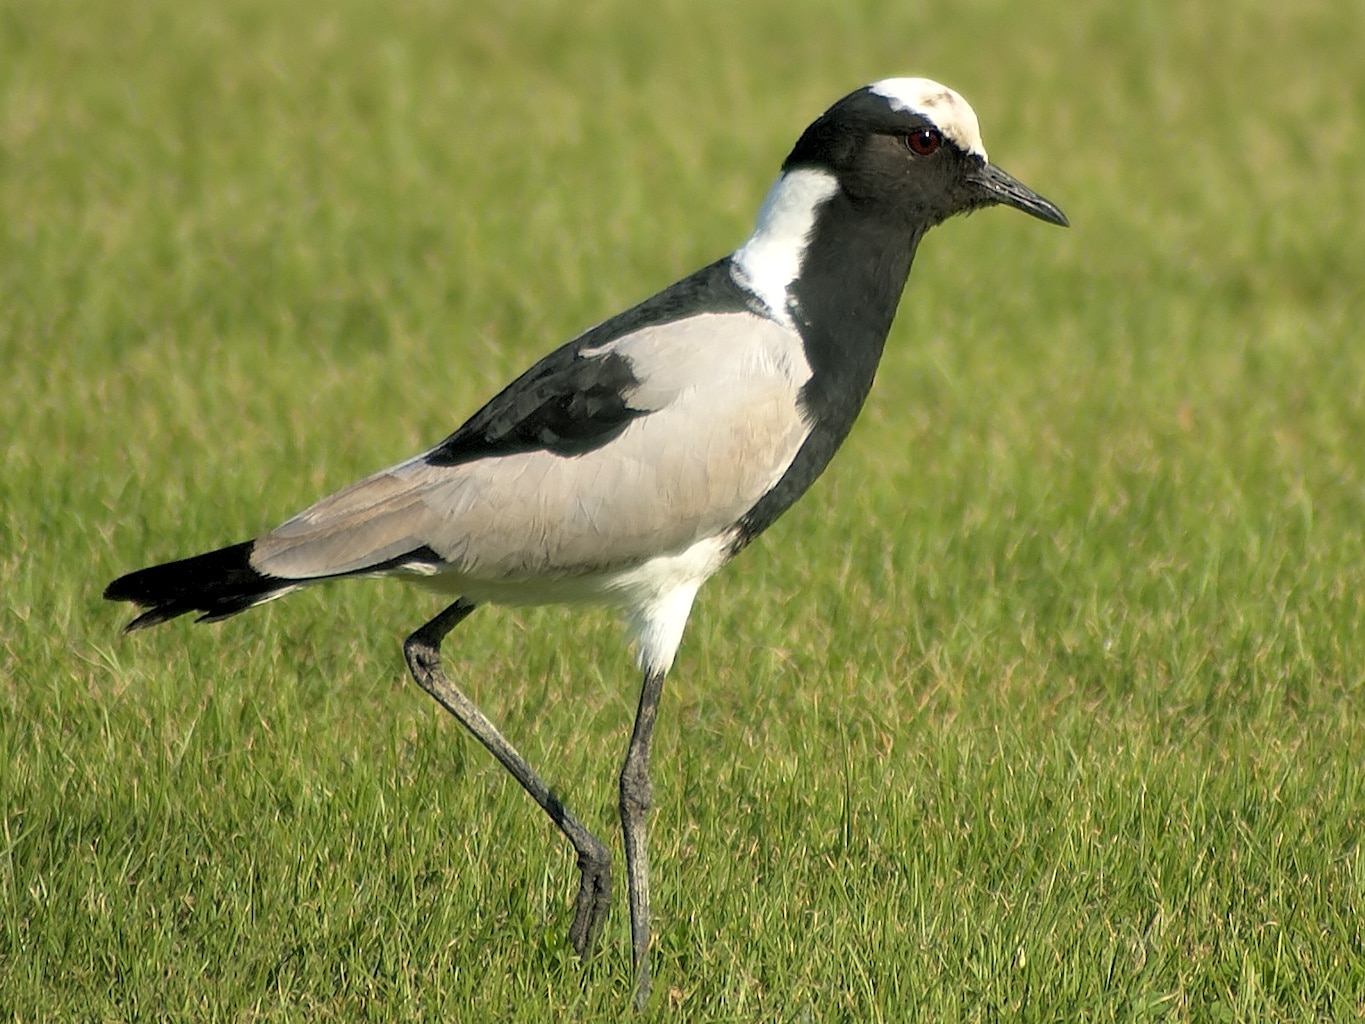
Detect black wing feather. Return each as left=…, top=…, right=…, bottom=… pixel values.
left=426, top=257, right=756, bottom=469
left=103, top=541, right=285, bottom=630
left=427, top=348, right=646, bottom=466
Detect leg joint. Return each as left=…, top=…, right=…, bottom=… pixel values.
left=402, top=634, right=440, bottom=679
left=403, top=599, right=475, bottom=680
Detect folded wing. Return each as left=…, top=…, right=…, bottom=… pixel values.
left=251, top=310, right=813, bottom=585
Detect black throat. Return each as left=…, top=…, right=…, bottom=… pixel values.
left=733, top=188, right=925, bottom=548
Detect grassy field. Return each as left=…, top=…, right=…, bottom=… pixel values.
left=4, top=0, right=1365, bottom=1019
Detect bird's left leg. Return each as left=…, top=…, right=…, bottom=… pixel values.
left=404, top=599, right=613, bottom=959
left=619, top=666, right=665, bottom=1009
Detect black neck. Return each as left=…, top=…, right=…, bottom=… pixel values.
left=792, top=191, right=923, bottom=425
left=733, top=192, right=923, bottom=546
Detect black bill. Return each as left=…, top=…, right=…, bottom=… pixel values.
left=971, top=161, right=1069, bottom=227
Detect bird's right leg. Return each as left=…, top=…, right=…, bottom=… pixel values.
left=403, top=598, right=613, bottom=958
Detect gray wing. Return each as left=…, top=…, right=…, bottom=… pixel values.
left=250, top=311, right=813, bottom=584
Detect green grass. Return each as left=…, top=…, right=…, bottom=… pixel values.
left=4, top=0, right=1365, bottom=1019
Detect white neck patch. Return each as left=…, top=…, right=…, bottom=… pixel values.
left=870, top=77, right=987, bottom=161
left=730, top=167, right=840, bottom=327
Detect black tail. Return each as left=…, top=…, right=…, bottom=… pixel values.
left=104, top=541, right=294, bottom=632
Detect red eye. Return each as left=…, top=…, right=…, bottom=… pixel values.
left=906, top=129, right=942, bottom=156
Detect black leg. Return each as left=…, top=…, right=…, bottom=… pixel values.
left=619, top=666, right=665, bottom=1009
left=403, top=599, right=613, bottom=959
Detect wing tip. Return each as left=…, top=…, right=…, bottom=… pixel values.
left=105, top=540, right=287, bottom=629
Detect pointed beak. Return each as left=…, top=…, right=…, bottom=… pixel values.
left=971, top=161, right=1069, bottom=227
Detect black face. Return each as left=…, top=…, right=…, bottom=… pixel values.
left=782, top=88, right=1067, bottom=230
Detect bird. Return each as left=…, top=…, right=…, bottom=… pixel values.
left=105, top=76, right=1067, bottom=1006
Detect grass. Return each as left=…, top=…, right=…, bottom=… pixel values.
left=3, top=0, right=1365, bottom=1019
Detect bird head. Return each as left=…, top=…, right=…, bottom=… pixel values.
left=783, top=77, right=1068, bottom=230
